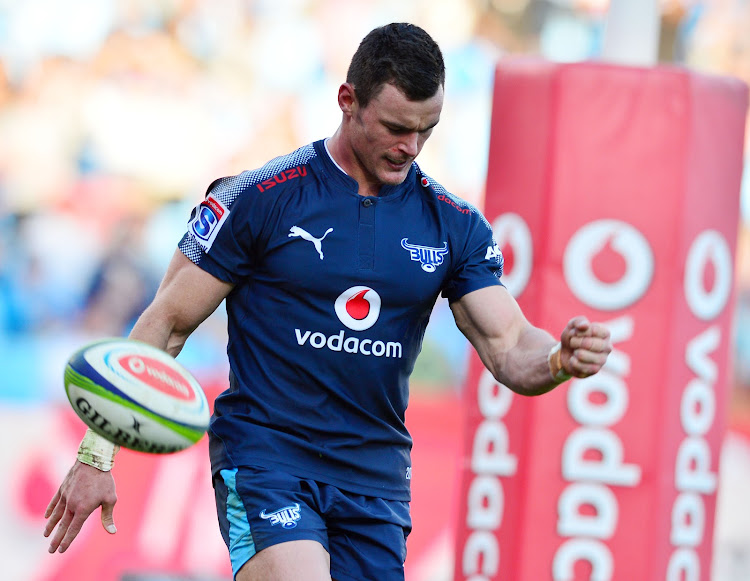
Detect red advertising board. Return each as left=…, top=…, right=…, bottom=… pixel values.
left=455, top=61, right=748, bottom=580
left=4, top=387, right=460, bottom=581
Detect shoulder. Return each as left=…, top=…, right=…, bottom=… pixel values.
left=184, top=143, right=320, bottom=254
left=206, top=142, right=319, bottom=209
left=415, top=166, right=492, bottom=231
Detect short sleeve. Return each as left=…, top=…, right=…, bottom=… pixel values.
left=178, top=176, right=259, bottom=284
left=441, top=215, right=504, bottom=302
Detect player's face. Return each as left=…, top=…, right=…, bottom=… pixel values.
left=350, top=82, right=444, bottom=190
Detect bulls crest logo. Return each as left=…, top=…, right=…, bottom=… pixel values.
left=401, top=238, right=449, bottom=273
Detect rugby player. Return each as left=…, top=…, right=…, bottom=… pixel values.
left=45, top=22, right=611, bottom=581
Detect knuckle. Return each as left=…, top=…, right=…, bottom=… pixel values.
left=66, top=501, right=88, bottom=515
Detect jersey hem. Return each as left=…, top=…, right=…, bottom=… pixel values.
left=210, top=455, right=412, bottom=502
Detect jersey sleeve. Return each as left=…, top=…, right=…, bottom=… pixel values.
left=178, top=174, right=259, bottom=284
left=441, top=212, right=504, bottom=302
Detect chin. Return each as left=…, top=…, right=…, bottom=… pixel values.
left=379, top=168, right=410, bottom=186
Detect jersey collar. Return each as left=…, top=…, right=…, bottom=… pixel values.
left=315, top=139, right=414, bottom=199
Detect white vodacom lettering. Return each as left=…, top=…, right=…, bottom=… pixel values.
left=551, top=220, right=651, bottom=581
left=294, top=329, right=403, bottom=359
left=461, top=370, right=516, bottom=580
left=667, top=230, right=729, bottom=581
left=297, top=286, right=402, bottom=358
left=552, top=316, right=641, bottom=581
left=684, top=230, right=732, bottom=321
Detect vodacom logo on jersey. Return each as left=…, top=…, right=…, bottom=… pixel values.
left=294, top=286, right=403, bottom=358
left=334, top=286, right=381, bottom=330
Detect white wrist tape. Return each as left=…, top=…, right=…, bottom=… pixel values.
left=77, top=429, right=119, bottom=471
left=548, top=342, right=573, bottom=383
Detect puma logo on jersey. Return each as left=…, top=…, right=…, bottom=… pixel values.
left=288, top=226, right=334, bottom=260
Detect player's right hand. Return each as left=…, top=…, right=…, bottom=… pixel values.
left=44, top=460, right=118, bottom=553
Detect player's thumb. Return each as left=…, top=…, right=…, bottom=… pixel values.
left=101, top=504, right=117, bottom=535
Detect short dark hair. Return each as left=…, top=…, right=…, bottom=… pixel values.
left=346, top=23, right=445, bottom=108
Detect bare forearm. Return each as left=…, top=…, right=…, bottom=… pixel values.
left=128, top=305, right=192, bottom=358
left=486, top=317, right=611, bottom=395
left=452, top=286, right=611, bottom=397
left=452, top=287, right=561, bottom=395
left=487, top=325, right=560, bottom=396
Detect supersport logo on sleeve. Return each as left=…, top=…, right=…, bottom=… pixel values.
left=189, top=195, right=229, bottom=253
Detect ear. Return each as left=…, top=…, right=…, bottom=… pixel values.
left=337, top=82, right=357, bottom=116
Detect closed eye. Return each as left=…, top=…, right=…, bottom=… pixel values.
left=385, top=124, right=411, bottom=135
left=384, top=122, right=438, bottom=136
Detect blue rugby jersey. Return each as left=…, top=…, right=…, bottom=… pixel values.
left=179, top=140, right=503, bottom=500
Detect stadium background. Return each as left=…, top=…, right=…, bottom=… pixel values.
left=0, top=0, right=748, bottom=580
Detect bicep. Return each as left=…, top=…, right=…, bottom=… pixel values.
left=130, top=250, right=234, bottom=354
left=450, top=285, right=529, bottom=361
left=159, top=249, right=234, bottom=320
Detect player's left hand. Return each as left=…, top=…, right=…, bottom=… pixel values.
left=559, top=316, right=611, bottom=378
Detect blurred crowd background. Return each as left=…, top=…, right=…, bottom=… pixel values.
left=1, top=0, right=749, bottom=404
left=1, top=1, right=749, bottom=580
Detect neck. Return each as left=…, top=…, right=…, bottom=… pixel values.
left=327, top=129, right=380, bottom=197
left=326, top=129, right=352, bottom=177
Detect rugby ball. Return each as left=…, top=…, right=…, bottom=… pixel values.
left=64, top=338, right=210, bottom=454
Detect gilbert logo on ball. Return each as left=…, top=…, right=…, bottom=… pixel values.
left=64, top=338, right=210, bottom=454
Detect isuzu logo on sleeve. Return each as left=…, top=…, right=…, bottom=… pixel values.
left=401, top=238, right=449, bottom=272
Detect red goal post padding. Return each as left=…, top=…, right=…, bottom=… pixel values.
left=454, top=60, right=748, bottom=581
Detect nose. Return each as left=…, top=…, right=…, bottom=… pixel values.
left=399, top=132, right=420, bottom=158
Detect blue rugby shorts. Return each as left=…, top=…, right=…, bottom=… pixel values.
left=213, top=465, right=412, bottom=581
